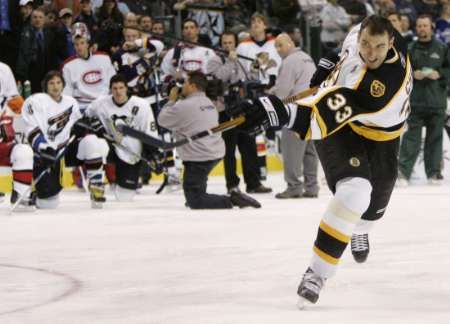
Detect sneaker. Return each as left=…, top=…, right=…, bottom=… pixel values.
left=10, top=190, right=36, bottom=212
left=275, top=188, right=302, bottom=199
left=396, top=170, right=409, bottom=187
left=89, top=183, right=106, bottom=209
left=230, top=191, right=261, bottom=208
left=246, top=184, right=272, bottom=194
left=297, top=267, right=326, bottom=308
left=351, top=233, right=370, bottom=263
left=428, top=173, right=444, bottom=185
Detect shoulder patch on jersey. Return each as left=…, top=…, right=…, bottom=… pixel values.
left=370, top=80, right=385, bottom=98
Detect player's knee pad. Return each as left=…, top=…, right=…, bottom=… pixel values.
left=334, top=177, right=372, bottom=216
left=77, top=134, right=109, bottom=162
left=114, top=185, right=135, bottom=202
left=10, top=144, right=33, bottom=170
left=36, top=194, right=60, bottom=209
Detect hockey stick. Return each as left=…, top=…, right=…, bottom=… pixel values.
left=77, top=121, right=168, bottom=194
left=116, top=86, right=319, bottom=151
left=10, top=134, right=76, bottom=214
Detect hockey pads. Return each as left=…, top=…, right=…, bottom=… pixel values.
left=229, top=95, right=292, bottom=134
left=38, top=143, right=58, bottom=167
left=142, top=144, right=164, bottom=175
left=309, top=52, right=340, bottom=87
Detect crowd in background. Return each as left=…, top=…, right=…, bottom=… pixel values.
left=1, top=0, right=450, bottom=189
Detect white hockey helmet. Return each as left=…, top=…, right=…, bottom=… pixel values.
left=71, top=22, right=91, bottom=42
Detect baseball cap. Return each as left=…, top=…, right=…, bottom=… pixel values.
left=19, top=0, right=33, bottom=6
left=59, top=8, right=73, bottom=18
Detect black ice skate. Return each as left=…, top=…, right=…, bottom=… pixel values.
left=89, top=183, right=106, bottom=209
left=297, top=267, right=325, bottom=309
left=10, top=190, right=36, bottom=212
left=229, top=190, right=261, bottom=208
left=351, top=233, right=370, bottom=263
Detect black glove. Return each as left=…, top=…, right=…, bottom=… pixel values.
left=39, top=143, right=58, bottom=167
left=228, top=95, right=290, bottom=135
left=310, top=52, right=340, bottom=87
left=142, top=144, right=165, bottom=175
left=89, top=116, right=106, bottom=137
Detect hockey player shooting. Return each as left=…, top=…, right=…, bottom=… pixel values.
left=228, top=15, right=413, bottom=307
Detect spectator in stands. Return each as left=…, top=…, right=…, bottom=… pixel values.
left=16, top=7, right=65, bottom=92
left=395, top=0, right=417, bottom=23
left=387, top=11, right=403, bottom=33
left=435, top=3, right=450, bottom=47
left=320, top=0, right=351, bottom=53
left=58, top=8, right=75, bottom=58
left=44, top=8, right=59, bottom=27
left=121, top=0, right=152, bottom=16
left=19, top=0, right=33, bottom=29
left=74, top=0, right=99, bottom=37
left=139, top=14, right=152, bottom=33
left=124, top=12, right=138, bottom=28
left=414, top=0, right=441, bottom=19
left=398, top=14, right=450, bottom=185
left=400, top=13, right=415, bottom=43
left=0, top=0, right=21, bottom=70
left=185, top=0, right=225, bottom=46
left=151, top=19, right=165, bottom=35
left=52, top=0, right=81, bottom=17
left=372, top=0, right=396, bottom=17
left=96, top=0, right=124, bottom=53
left=338, top=0, right=369, bottom=24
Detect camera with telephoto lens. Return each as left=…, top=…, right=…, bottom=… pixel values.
left=205, top=75, right=224, bottom=101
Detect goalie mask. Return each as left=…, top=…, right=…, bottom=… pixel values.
left=71, top=22, right=91, bottom=42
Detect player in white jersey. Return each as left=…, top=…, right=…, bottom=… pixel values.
left=229, top=15, right=412, bottom=307
left=160, top=18, right=218, bottom=81
left=62, top=22, right=116, bottom=111
left=236, top=13, right=282, bottom=86
left=84, top=74, right=162, bottom=201
left=0, top=61, right=34, bottom=211
left=22, top=71, right=108, bottom=209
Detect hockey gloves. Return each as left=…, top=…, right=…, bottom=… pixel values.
left=38, top=143, right=58, bottom=168
left=89, top=117, right=106, bottom=137
left=310, top=51, right=340, bottom=87
left=229, top=95, right=292, bottom=135
left=142, top=144, right=165, bottom=175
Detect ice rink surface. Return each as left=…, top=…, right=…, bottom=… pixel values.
left=1, top=173, right=450, bottom=324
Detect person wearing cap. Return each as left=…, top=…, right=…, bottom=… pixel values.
left=58, top=8, right=76, bottom=58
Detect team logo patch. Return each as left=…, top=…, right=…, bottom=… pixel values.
left=82, top=70, right=103, bottom=85
left=349, top=157, right=360, bottom=167
left=370, top=80, right=385, bottom=98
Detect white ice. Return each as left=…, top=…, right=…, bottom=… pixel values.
left=1, top=173, right=450, bottom=324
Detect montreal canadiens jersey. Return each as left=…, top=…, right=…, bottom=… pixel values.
left=62, top=52, right=116, bottom=108
left=292, top=24, right=413, bottom=141
left=236, top=37, right=282, bottom=84
left=22, top=94, right=82, bottom=149
left=85, top=95, right=158, bottom=164
left=160, top=45, right=218, bottom=80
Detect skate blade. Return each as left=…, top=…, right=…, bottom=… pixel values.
left=11, top=205, right=36, bottom=213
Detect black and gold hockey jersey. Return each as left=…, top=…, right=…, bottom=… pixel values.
left=291, top=25, right=413, bottom=141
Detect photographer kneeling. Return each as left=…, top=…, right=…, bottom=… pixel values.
left=158, top=72, right=260, bottom=209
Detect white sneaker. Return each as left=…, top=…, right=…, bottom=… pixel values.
left=428, top=174, right=444, bottom=185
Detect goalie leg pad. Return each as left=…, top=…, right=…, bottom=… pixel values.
left=10, top=144, right=33, bottom=198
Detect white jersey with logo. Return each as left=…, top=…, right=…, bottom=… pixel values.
left=22, top=94, right=82, bottom=149
left=236, top=37, right=282, bottom=84
left=0, top=62, right=19, bottom=113
left=161, top=45, right=218, bottom=80
left=62, top=52, right=116, bottom=109
left=85, top=95, right=158, bottom=164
